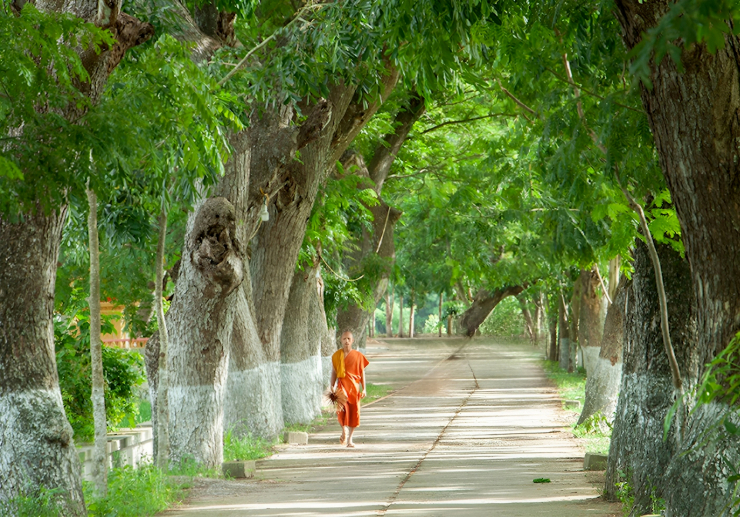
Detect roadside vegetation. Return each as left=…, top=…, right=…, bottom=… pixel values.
left=542, top=361, right=611, bottom=456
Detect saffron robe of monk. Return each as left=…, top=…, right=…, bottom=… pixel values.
left=335, top=349, right=369, bottom=428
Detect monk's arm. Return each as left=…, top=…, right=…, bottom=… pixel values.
left=361, top=368, right=366, bottom=398
left=330, top=367, right=337, bottom=389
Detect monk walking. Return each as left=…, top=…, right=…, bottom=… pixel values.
left=330, top=331, right=369, bottom=448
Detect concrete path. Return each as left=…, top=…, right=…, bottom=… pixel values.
left=164, top=337, right=621, bottom=516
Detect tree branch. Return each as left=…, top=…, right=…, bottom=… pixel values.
left=420, top=112, right=517, bottom=135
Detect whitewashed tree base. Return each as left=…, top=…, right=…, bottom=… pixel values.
left=223, top=362, right=283, bottom=439
left=281, top=355, right=323, bottom=425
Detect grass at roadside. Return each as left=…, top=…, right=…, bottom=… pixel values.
left=541, top=360, right=611, bottom=456
left=365, top=382, right=392, bottom=404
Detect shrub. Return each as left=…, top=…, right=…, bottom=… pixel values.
left=85, top=464, right=178, bottom=517
left=55, top=311, right=146, bottom=441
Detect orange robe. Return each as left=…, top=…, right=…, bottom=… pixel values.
left=335, top=349, right=369, bottom=428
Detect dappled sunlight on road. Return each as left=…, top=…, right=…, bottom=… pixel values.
left=164, top=338, right=620, bottom=517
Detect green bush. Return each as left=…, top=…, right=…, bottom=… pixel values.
left=223, top=430, right=275, bottom=461
left=479, top=296, right=525, bottom=337
left=85, top=464, right=178, bottom=517
left=54, top=311, right=146, bottom=441
left=0, top=487, right=67, bottom=517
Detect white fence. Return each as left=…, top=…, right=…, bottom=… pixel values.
left=76, top=425, right=153, bottom=481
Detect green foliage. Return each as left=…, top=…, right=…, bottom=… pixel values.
left=223, top=431, right=275, bottom=461
left=479, top=297, right=525, bottom=337
left=614, top=470, right=635, bottom=516
left=54, top=311, right=146, bottom=441
left=628, top=0, right=740, bottom=88
left=0, top=487, right=67, bottom=517
left=423, top=313, right=441, bottom=334
left=0, top=4, right=114, bottom=215
left=85, top=464, right=180, bottom=517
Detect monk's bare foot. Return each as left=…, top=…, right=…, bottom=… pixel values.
left=339, top=432, right=346, bottom=445
left=347, top=441, right=355, bottom=448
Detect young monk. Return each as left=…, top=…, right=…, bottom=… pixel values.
left=330, top=330, right=369, bottom=448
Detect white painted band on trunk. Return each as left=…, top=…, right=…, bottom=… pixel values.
left=0, top=389, right=83, bottom=504
left=581, top=355, right=622, bottom=423
left=582, top=346, right=600, bottom=375
left=167, top=384, right=225, bottom=467
left=281, top=355, right=323, bottom=425
left=321, top=355, right=333, bottom=389
left=223, top=361, right=283, bottom=439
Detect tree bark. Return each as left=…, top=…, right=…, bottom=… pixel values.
left=458, top=286, right=526, bottom=337
left=279, top=267, right=324, bottom=425
left=578, top=276, right=629, bottom=427
left=386, top=289, right=394, bottom=337
left=548, top=306, right=558, bottom=362
left=569, top=278, right=582, bottom=370
left=334, top=94, right=424, bottom=348
left=579, top=266, right=607, bottom=375
left=533, top=292, right=544, bottom=347
left=408, top=290, right=415, bottom=338
left=398, top=293, right=404, bottom=338
left=0, top=210, right=87, bottom=515
left=0, top=0, right=150, bottom=507
left=438, top=293, right=443, bottom=337
left=154, top=210, right=170, bottom=469
left=558, top=293, right=570, bottom=371
left=86, top=189, right=107, bottom=497
left=166, top=197, right=243, bottom=467
left=605, top=240, right=698, bottom=513
left=613, top=4, right=740, bottom=513
left=518, top=295, right=535, bottom=344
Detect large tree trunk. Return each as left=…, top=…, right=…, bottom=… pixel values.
left=569, top=278, right=582, bottom=370
left=279, top=267, right=325, bottom=425
left=605, top=240, right=698, bottom=514
left=548, top=306, right=558, bottom=362
left=613, top=4, right=740, bottom=514
left=166, top=197, right=243, bottom=468
left=458, top=286, right=526, bottom=337
left=0, top=211, right=87, bottom=515
left=579, top=266, right=607, bottom=375
left=408, top=290, right=415, bottom=338
left=86, top=189, right=107, bottom=497
left=0, top=1, right=150, bottom=508
left=578, top=276, right=629, bottom=426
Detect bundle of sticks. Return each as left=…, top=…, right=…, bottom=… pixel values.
left=324, top=386, right=347, bottom=413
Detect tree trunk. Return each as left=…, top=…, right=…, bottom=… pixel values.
left=86, top=189, right=107, bottom=497
left=613, top=4, right=740, bottom=513
left=398, top=294, right=405, bottom=338
left=251, top=76, right=397, bottom=436
left=438, top=293, right=443, bottom=337
left=458, top=286, right=526, bottom=337
left=558, top=293, right=570, bottom=371
left=408, top=290, right=415, bottom=338
left=167, top=197, right=243, bottom=467
left=605, top=240, right=698, bottom=514
left=579, top=266, right=607, bottom=375
left=518, top=295, right=535, bottom=344
left=0, top=1, right=151, bottom=509
left=154, top=210, right=170, bottom=469
left=569, top=278, right=582, bottom=370
left=608, top=256, right=620, bottom=302
left=385, top=289, right=394, bottom=337
left=548, top=308, right=558, bottom=362
left=578, top=276, right=629, bottom=427
left=533, top=292, right=544, bottom=347
left=0, top=210, right=87, bottom=515
left=143, top=331, right=160, bottom=460
left=334, top=95, right=424, bottom=347
left=279, top=267, right=324, bottom=425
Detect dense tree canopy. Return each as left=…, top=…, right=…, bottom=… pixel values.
left=3, top=0, right=740, bottom=515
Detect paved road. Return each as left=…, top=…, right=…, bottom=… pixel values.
left=165, top=337, right=620, bottom=516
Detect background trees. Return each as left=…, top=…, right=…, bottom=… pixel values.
left=3, top=0, right=740, bottom=515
